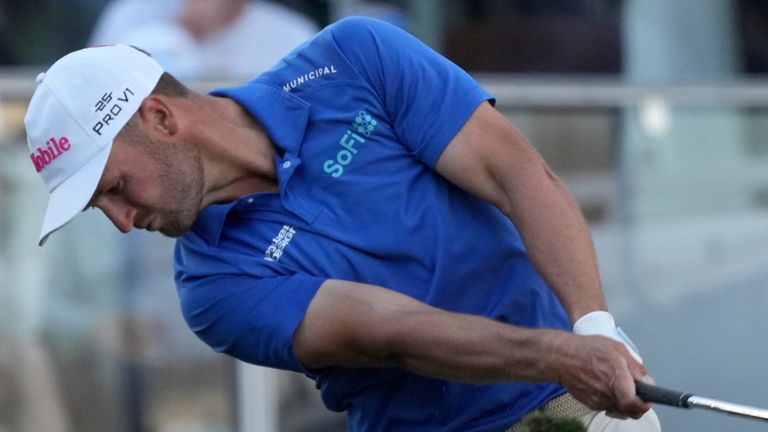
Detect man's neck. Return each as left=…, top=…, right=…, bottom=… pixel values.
left=192, top=94, right=280, bottom=207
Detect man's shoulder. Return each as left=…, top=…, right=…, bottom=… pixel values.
left=324, top=16, right=402, bottom=45
left=327, top=16, right=384, bottom=31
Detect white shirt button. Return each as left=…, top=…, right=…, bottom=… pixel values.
left=247, top=198, right=254, bottom=204
left=282, top=161, right=292, bottom=169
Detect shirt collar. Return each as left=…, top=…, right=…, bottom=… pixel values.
left=188, top=200, right=239, bottom=247
left=188, top=192, right=290, bottom=247
left=209, top=80, right=310, bottom=154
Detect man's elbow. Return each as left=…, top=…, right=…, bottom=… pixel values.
left=292, top=311, right=406, bottom=371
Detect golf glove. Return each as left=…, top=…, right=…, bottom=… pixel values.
left=573, top=311, right=643, bottom=364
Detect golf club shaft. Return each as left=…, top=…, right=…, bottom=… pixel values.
left=635, top=381, right=768, bottom=421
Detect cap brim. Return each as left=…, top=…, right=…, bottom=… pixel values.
left=38, top=144, right=111, bottom=246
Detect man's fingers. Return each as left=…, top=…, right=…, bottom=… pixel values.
left=558, top=334, right=655, bottom=418
left=637, top=374, right=656, bottom=386
left=616, top=384, right=652, bottom=419
left=614, top=360, right=653, bottom=418
left=626, top=352, right=648, bottom=380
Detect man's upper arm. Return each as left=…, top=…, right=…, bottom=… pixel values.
left=175, top=235, right=326, bottom=373
left=292, top=279, right=435, bottom=371
left=435, top=102, right=549, bottom=215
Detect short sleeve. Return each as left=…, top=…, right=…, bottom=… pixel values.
left=174, top=236, right=325, bottom=373
left=329, top=17, right=494, bottom=167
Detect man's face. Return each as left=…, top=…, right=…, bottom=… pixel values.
left=88, top=126, right=204, bottom=237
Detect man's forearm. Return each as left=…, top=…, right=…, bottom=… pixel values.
left=500, top=163, right=607, bottom=323
left=294, top=279, right=650, bottom=416
left=384, top=308, right=565, bottom=384
left=295, top=279, right=563, bottom=384
left=388, top=307, right=651, bottom=418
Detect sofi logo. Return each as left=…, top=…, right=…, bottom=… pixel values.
left=323, top=111, right=378, bottom=178
left=29, top=136, right=71, bottom=172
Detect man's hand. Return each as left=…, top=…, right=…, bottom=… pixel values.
left=547, top=331, right=653, bottom=419
left=573, top=310, right=643, bottom=363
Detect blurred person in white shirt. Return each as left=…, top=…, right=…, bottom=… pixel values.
left=90, top=0, right=318, bottom=80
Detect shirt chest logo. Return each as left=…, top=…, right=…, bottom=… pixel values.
left=323, top=110, right=378, bottom=178
left=264, top=225, right=296, bottom=262
left=282, top=65, right=338, bottom=92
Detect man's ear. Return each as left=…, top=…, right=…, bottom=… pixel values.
left=137, top=95, right=179, bottom=138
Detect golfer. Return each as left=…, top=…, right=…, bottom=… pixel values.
left=24, top=17, right=660, bottom=431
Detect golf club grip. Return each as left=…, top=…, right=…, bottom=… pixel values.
left=635, top=381, right=692, bottom=408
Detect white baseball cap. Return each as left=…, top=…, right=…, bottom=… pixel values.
left=24, top=45, right=164, bottom=246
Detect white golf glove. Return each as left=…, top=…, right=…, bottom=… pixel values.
left=573, top=311, right=643, bottom=364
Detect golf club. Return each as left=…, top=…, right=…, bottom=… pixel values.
left=635, top=381, right=768, bottom=422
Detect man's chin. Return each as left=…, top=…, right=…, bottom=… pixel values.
left=158, top=223, right=192, bottom=238
left=153, top=212, right=197, bottom=238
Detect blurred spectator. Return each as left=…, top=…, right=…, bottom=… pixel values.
left=4, top=336, right=71, bottom=432
left=90, top=0, right=318, bottom=80
left=0, top=150, right=71, bottom=432
left=89, top=0, right=182, bottom=46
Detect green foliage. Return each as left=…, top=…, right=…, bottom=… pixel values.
left=522, top=413, right=587, bottom=432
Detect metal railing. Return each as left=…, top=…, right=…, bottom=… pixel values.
left=5, top=70, right=768, bottom=106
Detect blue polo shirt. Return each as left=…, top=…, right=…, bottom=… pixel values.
left=174, top=17, right=570, bottom=432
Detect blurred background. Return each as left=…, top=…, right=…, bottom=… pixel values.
left=2, top=0, right=768, bottom=431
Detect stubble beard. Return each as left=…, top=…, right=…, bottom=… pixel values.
left=153, top=142, right=205, bottom=238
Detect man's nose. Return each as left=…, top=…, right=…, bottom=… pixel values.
left=99, top=199, right=137, bottom=233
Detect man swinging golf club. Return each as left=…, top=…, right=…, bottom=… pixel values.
left=24, top=17, right=661, bottom=432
